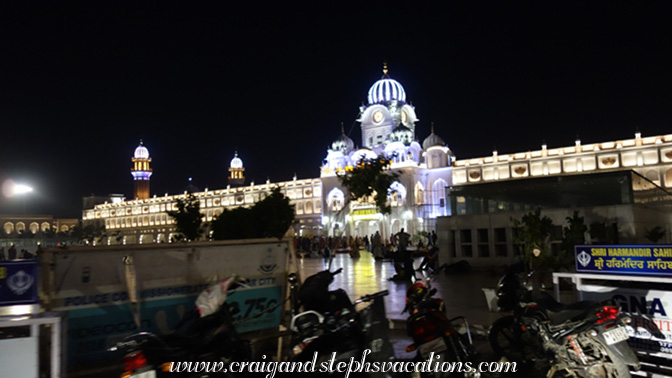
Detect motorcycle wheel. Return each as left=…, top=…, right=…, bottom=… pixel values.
left=596, top=346, right=632, bottom=378
left=608, top=359, right=631, bottom=378
left=488, top=316, right=538, bottom=364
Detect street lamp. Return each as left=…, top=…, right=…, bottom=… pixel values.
left=12, top=184, right=33, bottom=196
left=2, top=181, right=33, bottom=214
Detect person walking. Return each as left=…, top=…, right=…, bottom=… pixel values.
left=391, top=228, right=413, bottom=280
left=372, top=231, right=384, bottom=259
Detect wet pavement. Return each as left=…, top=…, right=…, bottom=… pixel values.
left=294, top=251, right=504, bottom=363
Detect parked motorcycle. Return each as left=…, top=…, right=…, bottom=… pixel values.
left=109, top=275, right=251, bottom=378
left=289, top=267, right=395, bottom=376
left=489, top=266, right=640, bottom=377
left=403, top=281, right=481, bottom=378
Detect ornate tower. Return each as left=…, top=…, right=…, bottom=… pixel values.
left=131, top=140, right=152, bottom=199
left=228, top=152, right=245, bottom=187
left=358, top=63, right=418, bottom=152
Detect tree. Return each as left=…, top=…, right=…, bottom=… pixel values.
left=252, top=187, right=296, bottom=238
left=167, top=193, right=204, bottom=242
left=70, top=221, right=104, bottom=244
left=210, top=187, right=295, bottom=240
left=337, top=155, right=399, bottom=214
left=589, top=221, right=619, bottom=244
left=511, top=208, right=554, bottom=270
left=645, top=226, right=666, bottom=243
left=558, top=211, right=588, bottom=271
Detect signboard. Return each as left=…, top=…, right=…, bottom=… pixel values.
left=351, top=208, right=378, bottom=221
left=39, top=240, right=289, bottom=365
left=580, top=284, right=672, bottom=358
left=0, top=260, right=38, bottom=307
left=575, top=245, right=672, bottom=277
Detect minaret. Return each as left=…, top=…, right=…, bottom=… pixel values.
left=131, top=140, right=152, bottom=199
left=228, top=151, right=245, bottom=187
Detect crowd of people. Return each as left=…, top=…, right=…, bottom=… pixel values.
left=0, top=244, right=38, bottom=260
left=293, top=229, right=440, bottom=281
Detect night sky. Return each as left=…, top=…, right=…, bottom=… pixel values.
left=1, top=1, right=671, bottom=218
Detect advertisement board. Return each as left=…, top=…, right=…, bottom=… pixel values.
left=575, top=245, right=672, bottom=277
left=39, top=239, right=289, bottom=365
left=579, top=284, right=672, bottom=359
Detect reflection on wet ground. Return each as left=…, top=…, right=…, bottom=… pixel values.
left=296, top=250, right=501, bottom=325
left=295, top=250, right=504, bottom=362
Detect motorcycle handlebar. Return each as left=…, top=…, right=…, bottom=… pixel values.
left=332, top=268, right=343, bottom=276
left=356, top=290, right=389, bottom=304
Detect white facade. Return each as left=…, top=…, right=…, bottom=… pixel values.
left=452, top=133, right=672, bottom=188
left=82, top=68, right=672, bottom=248
left=83, top=178, right=323, bottom=245
left=320, top=69, right=455, bottom=240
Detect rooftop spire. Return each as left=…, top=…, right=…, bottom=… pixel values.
left=340, top=122, right=345, bottom=133
left=431, top=122, right=435, bottom=134
left=382, top=62, right=389, bottom=77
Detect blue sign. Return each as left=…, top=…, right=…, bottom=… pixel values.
left=0, top=260, right=39, bottom=306
left=575, top=245, right=672, bottom=277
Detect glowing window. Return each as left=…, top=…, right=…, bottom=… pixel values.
left=327, top=188, right=345, bottom=212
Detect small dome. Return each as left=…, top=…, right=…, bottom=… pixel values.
left=391, top=125, right=413, bottom=145
left=422, top=125, right=445, bottom=150
left=134, top=141, right=150, bottom=159
left=331, top=124, right=355, bottom=154
left=230, top=152, right=243, bottom=169
left=384, top=140, right=407, bottom=155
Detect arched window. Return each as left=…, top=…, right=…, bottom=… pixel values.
left=41, top=222, right=51, bottom=232
left=388, top=181, right=407, bottom=207
left=4, top=222, right=14, bottom=235
left=327, top=188, right=345, bottom=211
left=415, top=182, right=425, bottom=205
left=29, top=222, right=39, bottom=234
left=16, top=222, right=26, bottom=234
left=60, top=225, right=69, bottom=232
left=432, top=179, right=448, bottom=217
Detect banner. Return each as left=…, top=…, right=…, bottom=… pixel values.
left=580, top=285, right=672, bottom=358
left=575, top=245, right=672, bottom=277
left=39, top=240, right=289, bottom=365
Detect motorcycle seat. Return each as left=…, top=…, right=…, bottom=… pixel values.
left=537, top=297, right=597, bottom=324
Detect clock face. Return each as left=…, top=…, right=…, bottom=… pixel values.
left=401, top=110, right=408, bottom=124
left=373, top=110, right=384, bottom=123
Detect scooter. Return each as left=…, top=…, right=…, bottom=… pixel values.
left=403, top=281, right=481, bottom=378
left=288, top=268, right=395, bottom=377
left=108, top=275, right=251, bottom=378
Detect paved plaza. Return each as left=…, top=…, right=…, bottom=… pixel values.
left=293, top=250, right=504, bottom=361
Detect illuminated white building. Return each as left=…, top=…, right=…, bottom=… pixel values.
left=83, top=66, right=672, bottom=248
left=320, top=65, right=455, bottom=239
left=83, top=149, right=323, bottom=245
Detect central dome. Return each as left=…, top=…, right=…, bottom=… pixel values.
left=367, top=63, right=406, bottom=104
left=367, top=77, right=406, bottom=104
